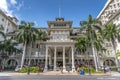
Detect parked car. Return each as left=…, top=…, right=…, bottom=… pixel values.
left=118, top=67, right=120, bottom=73
left=0, top=67, right=3, bottom=72
left=15, top=65, right=21, bottom=72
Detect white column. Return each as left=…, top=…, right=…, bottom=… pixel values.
left=54, top=46, right=57, bottom=71
left=63, top=46, right=66, bottom=71
left=44, top=45, right=48, bottom=72
left=49, top=56, right=51, bottom=65
left=69, top=49, right=71, bottom=63
left=71, top=46, right=75, bottom=72
left=34, top=59, right=36, bottom=66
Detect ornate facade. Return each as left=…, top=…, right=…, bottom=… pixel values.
left=0, top=0, right=119, bottom=72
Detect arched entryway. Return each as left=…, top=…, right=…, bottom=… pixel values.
left=7, top=59, right=18, bottom=67
left=103, top=59, right=115, bottom=66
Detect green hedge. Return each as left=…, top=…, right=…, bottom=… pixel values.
left=110, top=67, right=117, bottom=71
left=77, top=67, right=103, bottom=73
left=18, top=66, right=39, bottom=73
left=4, top=67, right=15, bottom=71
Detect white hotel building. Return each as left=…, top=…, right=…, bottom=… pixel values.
left=0, top=0, right=120, bottom=71
left=97, top=0, right=120, bottom=65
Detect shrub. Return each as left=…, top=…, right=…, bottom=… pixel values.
left=110, top=67, right=117, bottom=71
left=18, top=66, right=39, bottom=73
left=4, top=67, right=15, bottom=71
left=78, top=66, right=96, bottom=73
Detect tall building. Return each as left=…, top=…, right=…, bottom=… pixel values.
left=97, top=0, right=120, bottom=67
left=0, top=10, right=19, bottom=68
left=0, top=10, right=18, bottom=34
left=97, top=0, right=120, bottom=25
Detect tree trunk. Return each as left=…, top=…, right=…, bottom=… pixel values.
left=113, top=42, right=119, bottom=69
left=2, top=58, right=5, bottom=70
left=96, top=51, right=100, bottom=68
left=92, top=42, right=98, bottom=71
left=38, top=44, right=40, bottom=65
left=21, top=41, right=27, bottom=68
left=27, top=41, right=33, bottom=75
left=28, top=42, right=32, bottom=66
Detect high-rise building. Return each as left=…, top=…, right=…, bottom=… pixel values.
left=0, top=10, right=19, bottom=68
left=97, top=0, right=120, bottom=25
left=97, top=0, right=120, bottom=68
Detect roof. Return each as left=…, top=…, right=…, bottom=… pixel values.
left=0, top=9, right=18, bottom=28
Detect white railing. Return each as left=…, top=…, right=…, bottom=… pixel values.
left=51, top=26, right=68, bottom=28
left=25, top=54, right=50, bottom=58
left=47, top=39, right=73, bottom=42
left=75, top=55, right=93, bottom=57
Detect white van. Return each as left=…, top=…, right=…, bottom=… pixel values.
left=15, top=65, right=21, bottom=71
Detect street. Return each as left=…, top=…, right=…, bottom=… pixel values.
left=0, top=75, right=120, bottom=80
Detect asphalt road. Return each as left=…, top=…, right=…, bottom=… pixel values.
left=0, top=75, right=120, bottom=80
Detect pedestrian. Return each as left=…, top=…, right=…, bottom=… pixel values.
left=103, top=66, right=106, bottom=73
left=60, top=66, right=63, bottom=73
left=38, top=64, right=40, bottom=74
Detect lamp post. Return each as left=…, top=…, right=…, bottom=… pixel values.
left=87, top=52, right=91, bottom=75
left=85, top=39, right=91, bottom=75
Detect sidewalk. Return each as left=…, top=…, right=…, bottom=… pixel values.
left=0, top=71, right=120, bottom=76
left=0, top=71, right=78, bottom=76
left=108, top=71, right=120, bottom=76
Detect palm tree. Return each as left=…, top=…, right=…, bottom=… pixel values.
left=94, top=38, right=106, bottom=68
left=75, top=37, right=91, bottom=74
left=17, top=21, right=39, bottom=74
left=0, top=38, right=21, bottom=69
left=0, top=26, right=5, bottom=37
left=80, top=15, right=102, bottom=71
left=0, top=26, right=21, bottom=69
left=37, top=29, right=47, bottom=65
left=117, top=52, right=120, bottom=62
left=75, top=37, right=87, bottom=54
left=103, top=23, right=120, bottom=69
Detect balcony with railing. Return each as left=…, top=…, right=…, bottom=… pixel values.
left=51, top=25, right=69, bottom=28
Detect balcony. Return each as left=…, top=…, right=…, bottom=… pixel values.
left=25, top=54, right=50, bottom=58
left=47, top=39, right=73, bottom=42
left=51, top=26, right=69, bottom=28
left=75, top=54, right=93, bottom=58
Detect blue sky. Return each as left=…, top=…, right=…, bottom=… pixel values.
left=0, top=0, right=107, bottom=27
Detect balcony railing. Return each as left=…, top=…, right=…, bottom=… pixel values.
left=51, top=26, right=69, bottom=28
left=47, top=39, right=73, bottom=42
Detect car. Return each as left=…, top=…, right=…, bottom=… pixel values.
left=15, top=65, right=21, bottom=72
left=0, top=67, right=3, bottom=72
left=118, top=67, right=120, bottom=73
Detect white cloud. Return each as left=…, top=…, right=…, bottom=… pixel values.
left=0, top=0, right=24, bottom=17
left=16, top=1, right=24, bottom=11
left=34, top=21, right=38, bottom=26
left=0, top=0, right=13, bottom=16
left=10, top=0, right=17, bottom=5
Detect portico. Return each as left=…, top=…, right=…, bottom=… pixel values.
left=44, top=43, right=75, bottom=72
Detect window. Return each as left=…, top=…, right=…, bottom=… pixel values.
left=7, top=29, right=8, bottom=32
left=8, top=23, right=10, bottom=26
left=31, top=52, right=34, bottom=55
left=118, top=3, right=120, bottom=7
left=114, top=4, right=116, bottom=8
left=0, top=24, right=3, bottom=28
left=116, top=0, right=119, bottom=2
left=36, top=44, right=39, bottom=48
left=2, top=18, right=4, bottom=21
left=32, top=45, right=34, bottom=48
